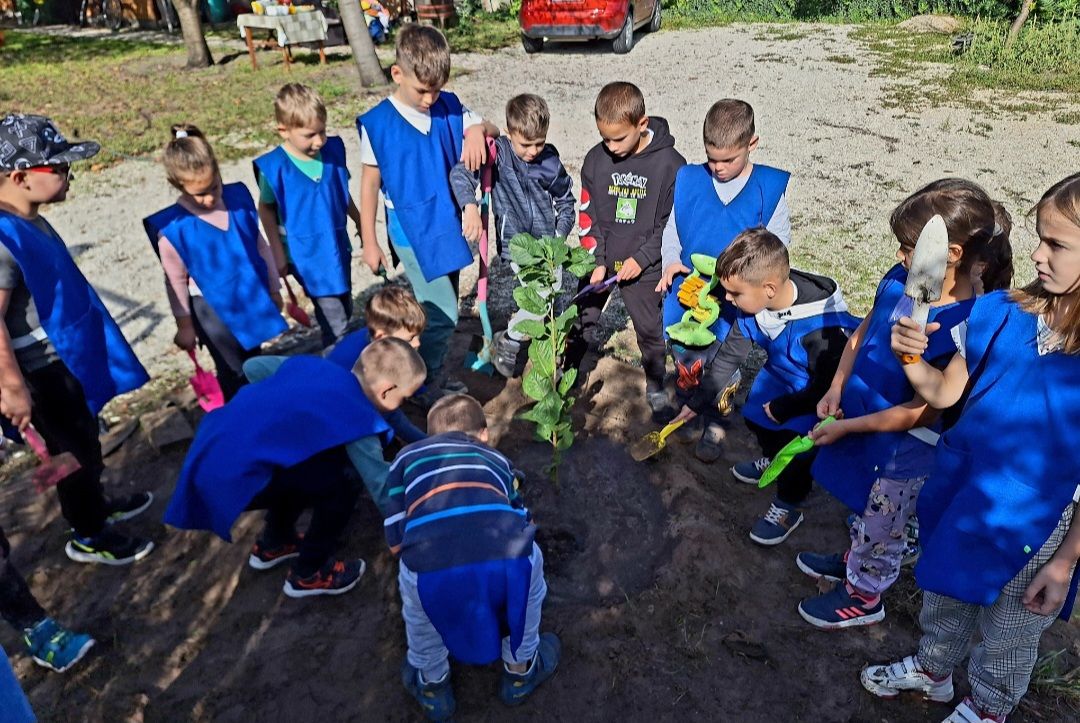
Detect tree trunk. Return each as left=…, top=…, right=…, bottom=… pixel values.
left=338, top=0, right=387, bottom=87
left=1007, top=0, right=1036, bottom=47
left=171, top=0, right=214, bottom=68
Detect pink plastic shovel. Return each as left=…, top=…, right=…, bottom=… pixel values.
left=188, top=349, right=225, bottom=412
left=282, top=277, right=313, bottom=328
left=23, top=425, right=81, bottom=493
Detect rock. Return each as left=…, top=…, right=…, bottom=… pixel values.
left=100, top=418, right=139, bottom=458
left=897, top=14, right=963, bottom=34
left=140, top=407, right=194, bottom=450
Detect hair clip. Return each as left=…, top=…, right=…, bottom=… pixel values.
left=175, top=130, right=189, bottom=139
left=993, top=223, right=1003, bottom=236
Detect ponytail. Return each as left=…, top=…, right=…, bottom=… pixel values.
left=163, top=123, right=218, bottom=189
left=978, top=201, right=1014, bottom=292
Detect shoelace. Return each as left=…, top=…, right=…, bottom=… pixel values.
left=762, top=504, right=787, bottom=526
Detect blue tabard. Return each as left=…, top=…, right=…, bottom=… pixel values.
left=164, top=356, right=390, bottom=541
left=143, top=183, right=287, bottom=351
left=325, top=327, right=369, bottom=370
left=357, top=93, right=472, bottom=282
left=663, top=163, right=790, bottom=341
left=812, top=264, right=974, bottom=511
left=915, top=291, right=1080, bottom=619
left=0, top=212, right=148, bottom=414
left=253, top=136, right=352, bottom=296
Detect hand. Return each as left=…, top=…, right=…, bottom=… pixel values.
left=656, top=262, right=690, bottom=293
left=671, top=405, right=698, bottom=424
left=461, top=125, right=487, bottom=172
left=590, top=266, right=607, bottom=285
left=173, top=318, right=197, bottom=352
left=891, top=317, right=941, bottom=361
left=817, top=385, right=844, bottom=420
left=810, top=418, right=851, bottom=446
left=617, top=257, right=642, bottom=282
left=362, top=242, right=391, bottom=276
left=763, top=402, right=778, bottom=424
left=1022, top=557, right=1074, bottom=615
left=462, top=204, right=482, bottom=243
left=0, top=379, right=32, bottom=432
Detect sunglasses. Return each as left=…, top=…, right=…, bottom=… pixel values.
left=27, top=164, right=74, bottom=181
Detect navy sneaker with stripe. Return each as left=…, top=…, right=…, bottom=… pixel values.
left=799, top=581, right=884, bottom=629
left=796, top=551, right=847, bottom=583
left=402, top=660, right=456, bottom=721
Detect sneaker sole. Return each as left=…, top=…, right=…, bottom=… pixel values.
left=64, top=540, right=154, bottom=566
left=248, top=550, right=300, bottom=571
left=798, top=602, right=885, bottom=629
left=795, top=555, right=844, bottom=583
left=859, top=668, right=954, bottom=703
left=749, top=515, right=803, bottom=546
left=282, top=561, right=366, bottom=599
left=731, top=467, right=763, bottom=485
left=32, top=637, right=95, bottom=673
left=106, top=492, right=154, bottom=524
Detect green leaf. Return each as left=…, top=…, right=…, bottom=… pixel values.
left=555, top=428, right=575, bottom=451
left=527, top=337, right=555, bottom=378
left=557, top=368, right=578, bottom=396
left=567, top=259, right=594, bottom=278
left=509, top=244, right=541, bottom=268
left=513, top=286, right=548, bottom=317
left=512, top=319, right=546, bottom=339
left=551, top=241, right=569, bottom=267
left=536, top=422, right=555, bottom=442
left=521, top=368, right=552, bottom=401
left=554, top=304, right=578, bottom=335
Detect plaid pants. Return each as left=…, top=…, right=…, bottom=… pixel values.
left=917, top=504, right=1076, bottom=717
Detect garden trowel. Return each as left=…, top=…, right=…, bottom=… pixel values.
left=900, top=214, right=949, bottom=365
left=23, top=425, right=81, bottom=493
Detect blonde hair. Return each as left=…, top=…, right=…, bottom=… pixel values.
left=366, top=286, right=426, bottom=338
left=427, top=393, right=487, bottom=435
left=395, top=25, right=450, bottom=87
left=714, top=227, right=789, bottom=285
left=274, top=83, right=327, bottom=129
left=352, top=336, right=426, bottom=386
left=1012, top=172, right=1080, bottom=354
left=163, top=123, right=218, bottom=189
left=505, top=94, right=550, bottom=140
left=594, top=82, right=646, bottom=125
left=704, top=99, right=755, bottom=150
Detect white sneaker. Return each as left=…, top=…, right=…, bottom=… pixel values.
left=860, top=655, right=954, bottom=703
left=943, top=698, right=1005, bottom=723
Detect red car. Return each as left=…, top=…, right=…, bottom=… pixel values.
left=519, top=0, right=661, bottom=55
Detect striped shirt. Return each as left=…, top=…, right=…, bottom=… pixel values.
left=384, top=432, right=534, bottom=573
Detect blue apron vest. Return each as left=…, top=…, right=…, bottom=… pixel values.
left=663, top=163, right=790, bottom=341
left=0, top=212, right=148, bottom=415
left=915, top=291, right=1080, bottom=619
left=143, top=183, right=287, bottom=351
left=357, top=94, right=472, bottom=282
left=812, top=264, right=974, bottom=511
left=326, top=327, right=369, bottom=370
left=253, top=136, right=352, bottom=297
left=164, top=356, right=391, bottom=541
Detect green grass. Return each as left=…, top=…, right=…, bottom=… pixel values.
left=445, top=12, right=521, bottom=52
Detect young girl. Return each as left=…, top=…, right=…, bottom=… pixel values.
left=794, top=179, right=1013, bottom=629
left=144, top=125, right=287, bottom=399
left=863, top=174, right=1080, bottom=722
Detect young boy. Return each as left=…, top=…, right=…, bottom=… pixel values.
left=357, top=25, right=490, bottom=404
left=0, top=114, right=154, bottom=566
left=386, top=394, right=559, bottom=720
left=571, top=81, right=685, bottom=422
left=658, top=99, right=793, bottom=461
left=449, top=93, right=576, bottom=377
left=254, top=83, right=361, bottom=348
left=714, top=229, right=858, bottom=545
left=165, top=337, right=425, bottom=597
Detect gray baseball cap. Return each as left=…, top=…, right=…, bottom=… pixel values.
left=0, top=114, right=100, bottom=171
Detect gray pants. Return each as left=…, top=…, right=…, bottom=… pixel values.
left=399, top=543, right=547, bottom=683
left=917, top=504, right=1076, bottom=717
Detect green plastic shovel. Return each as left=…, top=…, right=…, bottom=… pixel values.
left=758, top=416, right=836, bottom=489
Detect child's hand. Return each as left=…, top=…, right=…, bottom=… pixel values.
left=1022, top=556, right=1074, bottom=616
left=461, top=125, right=487, bottom=172
left=0, top=380, right=32, bottom=432
left=672, top=405, right=697, bottom=424
left=590, top=266, right=607, bottom=285
left=617, top=257, right=642, bottom=282
left=656, top=262, right=690, bottom=293
left=817, top=386, right=843, bottom=420
left=362, top=242, right=391, bottom=276
left=890, top=317, right=940, bottom=361
left=462, top=204, right=482, bottom=243
left=763, top=402, right=778, bottom=424
left=810, top=418, right=850, bottom=446
left=174, top=318, right=197, bottom=352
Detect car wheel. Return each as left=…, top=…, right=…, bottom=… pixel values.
left=647, top=0, right=661, bottom=32
left=521, top=33, right=545, bottom=54
left=612, top=8, right=634, bottom=54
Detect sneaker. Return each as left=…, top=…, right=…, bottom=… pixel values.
left=799, top=581, right=885, bottom=629
left=860, top=654, right=954, bottom=703
left=646, top=390, right=676, bottom=425
left=499, top=632, right=561, bottom=707
left=845, top=512, right=861, bottom=530
left=492, top=330, right=523, bottom=378
left=902, top=517, right=922, bottom=568
left=106, top=492, right=153, bottom=524
left=796, top=551, right=847, bottom=583
left=717, top=368, right=742, bottom=416
left=409, top=385, right=445, bottom=410
left=732, top=457, right=771, bottom=485
left=65, top=529, right=153, bottom=565
left=441, top=379, right=468, bottom=394
left=695, top=421, right=725, bottom=463
left=23, top=618, right=95, bottom=673
left=944, top=697, right=1004, bottom=722
left=749, top=500, right=804, bottom=546
left=249, top=534, right=302, bottom=571
left=283, top=559, right=365, bottom=598
left=401, top=660, right=455, bottom=721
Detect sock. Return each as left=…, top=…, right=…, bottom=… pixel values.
left=845, top=582, right=880, bottom=607
left=913, top=655, right=950, bottom=682
left=418, top=668, right=448, bottom=686
left=504, top=653, right=536, bottom=677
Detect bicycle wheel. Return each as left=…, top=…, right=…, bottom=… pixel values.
left=105, top=0, right=124, bottom=30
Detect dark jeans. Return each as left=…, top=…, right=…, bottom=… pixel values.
left=245, top=446, right=360, bottom=577
left=745, top=418, right=816, bottom=507
left=190, top=296, right=255, bottom=401
left=0, top=526, right=46, bottom=632
left=24, top=361, right=108, bottom=538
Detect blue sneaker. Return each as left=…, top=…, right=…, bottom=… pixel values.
left=731, top=456, right=771, bottom=485
left=749, top=500, right=803, bottom=546
left=845, top=512, right=860, bottom=530
left=796, top=551, right=847, bottom=583
left=105, top=492, right=153, bottom=524
left=401, top=661, right=455, bottom=721
left=499, top=632, right=561, bottom=707
left=23, top=618, right=95, bottom=673
left=799, top=582, right=884, bottom=629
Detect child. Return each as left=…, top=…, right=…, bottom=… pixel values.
left=385, top=394, right=559, bottom=720
left=796, top=179, right=1013, bottom=629
left=0, top=114, right=153, bottom=566
left=357, top=25, right=490, bottom=403
left=144, top=125, right=287, bottom=400
left=570, top=81, right=685, bottom=422
left=449, top=93, right=576, bottom=377
left=1, top=646, right=34, bottom=723
left=707, top=228, right=859, bottom=546
left=658, top=99, right=792, bottom=461
left=254, top=83, right=361, bottom=348
left=165, top=337, right=425, bottom=597
left=862, top=174, right=1080, bottom=723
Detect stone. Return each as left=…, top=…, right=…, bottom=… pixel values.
left=140, top=407, right=194, bottom=450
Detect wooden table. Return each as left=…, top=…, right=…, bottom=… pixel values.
left=236, top=12, right=329, bottom=70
